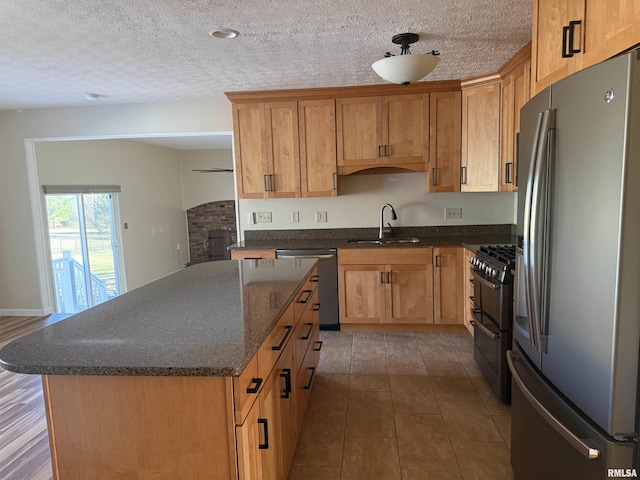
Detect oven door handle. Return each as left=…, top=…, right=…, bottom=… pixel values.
left=471, top=272, right=500, bottom=290
left=469, top=317, right=499, bottom=340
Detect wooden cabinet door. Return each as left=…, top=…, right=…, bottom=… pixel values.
left=336, top=96, right=382, bottom=168
left=382, top=94, right=428, bottom=165
left=338, top=264, right=385, bottom=324
left=433, top=247, right=464, bottom=325
left=299, top=99, right=338, bottom=197
left=233, top=103, right=269, bottom=198
left=259, top=369, right=282, bottom=480
left=500, top=60, right=530, bottom=192
left=461, top=80, right=501, bottom=192
left=277, top=339, right=296, bottom=476
left=386, top=263, right=434, bottom=324
left=582, top=0, right=640, bottom=69
left=428, top=90, right=461, bottom=192
left=236, top=399, right=263, bottom=480
left=265, top=101, right=300, bottom=198
left=531, top=0, right=586, bottom=95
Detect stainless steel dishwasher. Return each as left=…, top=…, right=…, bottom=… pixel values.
left=275, top=249, right=339, bottom=330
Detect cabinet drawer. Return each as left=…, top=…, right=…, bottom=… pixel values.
left=293, top=290, right=320, bottom=373
left=292, top=267, right=318, bottom=321
left=258, top=303, right=295, bottom=381
left=233, top=353, right=261, bottom=425
left=338, top=247, right=432, bottom=265
left=295, top=338, right=317, bottom=427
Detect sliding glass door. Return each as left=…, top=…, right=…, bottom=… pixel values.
left=45, top=192, right=122, bottom=313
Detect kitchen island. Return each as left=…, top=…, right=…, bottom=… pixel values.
left=0, top=259, right=320, bottom=480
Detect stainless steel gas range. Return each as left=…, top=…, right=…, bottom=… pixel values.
left=469, top=245, right=516, bottom=403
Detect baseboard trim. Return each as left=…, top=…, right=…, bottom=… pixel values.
left=0, top=307, right=52, bottom=317
left=339, top=323, right=469, bottom=333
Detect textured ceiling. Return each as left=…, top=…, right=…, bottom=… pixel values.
left=0, top=0, right=531, bottom=111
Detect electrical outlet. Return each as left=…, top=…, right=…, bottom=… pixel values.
left=291, top=211, right=300, bottom=223
left=315, top=211, right=327, bottom=223
left=445, top=207, right=462, bottom=219
left=256, top=212, right=272, bottom=223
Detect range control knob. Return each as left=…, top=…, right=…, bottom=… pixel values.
left=488, top=268, right=499, bottom=278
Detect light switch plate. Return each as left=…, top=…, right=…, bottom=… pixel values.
left=291, top=211, right=299, bottom=223
left=315, top=211, right=327, bottom=223
left=445, top=207, right=462, bottom=219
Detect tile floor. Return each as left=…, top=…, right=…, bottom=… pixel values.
left=288, top=330, right=514, bottom=480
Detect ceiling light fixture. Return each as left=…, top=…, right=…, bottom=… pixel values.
left=372, top=33, right=441, bottom=86
left=84, top=92, right=102, bottom=101
left=209, top=29, right=239, bottom=39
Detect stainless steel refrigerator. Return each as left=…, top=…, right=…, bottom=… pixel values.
left=509, top=49, right=640, bottom=479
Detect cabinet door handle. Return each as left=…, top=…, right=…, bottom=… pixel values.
left=258, top=418, right=269, bottom=449
left=435, top=255, right=440, bottom=267
left=312, top=303, right=321, bottom=312
left=386, top=272, right=391, bottom=284
left=303, top=367, right=316, bottom=389
left=562, top=20, right=582, bottom=58
left=314, top=341, right=323, bottom=352
left=301, top=322, right=314, bottom=340
left=246, top=377, right=263, bottom=394
left=297, top=289, right=313, bottom=304
left=280, top=368, right=292, bottom=398
left=431, top=168, right=436, bottom=186
left=263, top=174, right=270, bottom=192
left=461, top=166, right=467, bottom=185
left=271, top=325, right=293, bottom=351
left=269, top=174, right=275, bottom=192
left=506, top=162, right=513, bottom=184
left=384, top=145, right=389, bottom=157
left=562, top=24, right=572, bottom=58
left=378, top=145, right=385, bottom=157
left=380, top=271, right=386, bottom=284
left=332, top=172, right=337, bottom=190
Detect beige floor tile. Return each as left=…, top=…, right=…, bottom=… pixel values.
left=341, top=436, right=401, bottom=480
left=346, top=390, right=395, bottom=438
left=430, top=374, right=478, bottom=396
left=320, top=331, right=353, bottom=349
left=446, top=332, right=473, bottom=349
left=287, top=465, right=341, bottom=480
left=418, top=344, right=461, bottom=364
left=307, top=372, right=349, bottom=413
left=452, top=441, right=514, bottom=480
left=492, top=414, right=512, bottom=447
left=350, top=349, right=388, bottom=374
left=349, top=373, right=391, bottom=392
left=318, top=346, right=352, bottom=374
left=292, top=409, right=346, bottom=467
left=415, top=332, right=453, bottom=348
left=395, top=413, right=460, bottom=472
left=352, top=332, right=386, bottom=349
left=471, top=376, right=511, bottom=415
left=387, top=350, right=428, bottom=375
left=390, top=375, right=440, bottom=414
left=402, top=471, right=463, bottom=480
left=385, top=332, right=418, bottom=348
left=437, top=393, right=503, bottom=442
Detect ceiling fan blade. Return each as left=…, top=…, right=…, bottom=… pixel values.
left=192, top=168, right=234, bottom=173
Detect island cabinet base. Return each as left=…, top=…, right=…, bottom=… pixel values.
left=42, top=374, right=238, bottom=480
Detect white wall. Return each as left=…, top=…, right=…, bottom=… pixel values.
left=239, top=173, right=515, bottom=238
left=179, top=149, right=235, bottom=210
left=0, top=99, right=233, bottom=313
left=36, top=139, right=188, bottom=291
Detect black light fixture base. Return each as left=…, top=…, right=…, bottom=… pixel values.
left=391, top=33, right=419, bottom=46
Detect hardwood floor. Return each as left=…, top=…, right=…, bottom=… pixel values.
left=0, top=315, right=67, bottom=480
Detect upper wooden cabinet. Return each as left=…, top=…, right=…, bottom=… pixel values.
left=336, top=94, right=429, bottom=174
left=499, top=44, right=531, bottom=192
left=461, top=76, right=501, bottom=192
left=531, top=0, right=640, bottom=95
left=298, top=99, right=338, bottom=197
left=427, top=90, right=462, bottom=193
left=233, top=102, right=301, bottom=199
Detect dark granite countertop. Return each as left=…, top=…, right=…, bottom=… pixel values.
left=230, top=225, right=516, bottom=251
left=0, top=259, right=316, bottom=377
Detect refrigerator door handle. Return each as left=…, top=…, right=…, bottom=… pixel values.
left=507, top=351, right=601, bottom=460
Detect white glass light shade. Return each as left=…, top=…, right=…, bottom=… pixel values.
left=372, top=54, right=441, bottom=85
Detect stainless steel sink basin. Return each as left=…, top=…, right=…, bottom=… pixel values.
left=347, top=237, right=421, bottom=245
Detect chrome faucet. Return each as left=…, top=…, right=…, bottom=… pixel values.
left=379, top=203, right=398, bottom=239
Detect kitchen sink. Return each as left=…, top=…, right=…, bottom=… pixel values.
left=347, top=237, right=421, bottom=245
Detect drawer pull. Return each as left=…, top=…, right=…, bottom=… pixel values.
left=312, top=303, right=321, bottom=312
left=314, top=341, right=323, bottom=352
left=280, top=368, right=292, bottom=399
left=298, top=289, right=313, bottom=304
left=301, top=322, right=314, bottom=340
left=311, top=275, right=319, bottom=283
left=246, top=377, right=263, bottom=394
left=272, top=325, right=293, bottom=351
left=258, top=418, right=269, bottom=449
left=303, top=367, right=316, bottom=390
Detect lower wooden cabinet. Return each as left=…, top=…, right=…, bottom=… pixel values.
left=231, top=249, right=277, bottom=260
left=338, top=248, right=434, bottom=325
left=433, top=247, right=465, bottom=325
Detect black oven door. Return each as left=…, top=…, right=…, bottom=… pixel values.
left=472, top=269, right=509, bottom=330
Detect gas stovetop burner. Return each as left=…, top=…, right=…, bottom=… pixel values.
left=478, top=245, right=516, bottom=268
